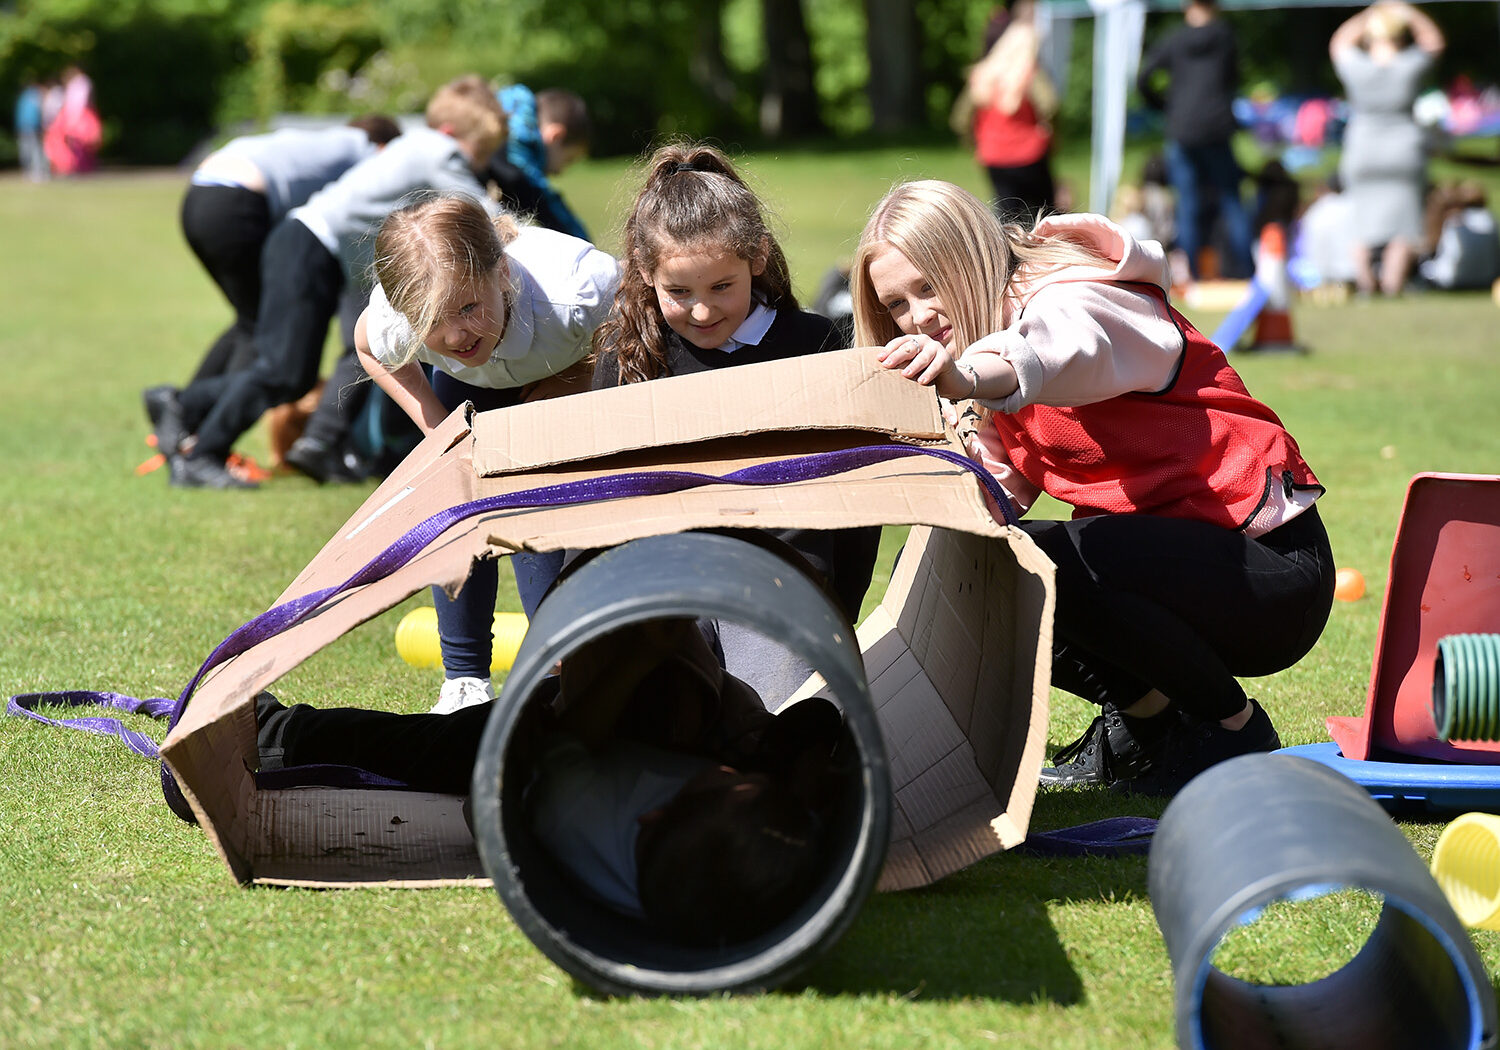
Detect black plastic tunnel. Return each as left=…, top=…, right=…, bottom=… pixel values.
left=469, top=531, right=892, bottom=996
left=1148, top=752, right=1497, bottom=1050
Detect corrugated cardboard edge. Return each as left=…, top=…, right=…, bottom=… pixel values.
left=159, top=349, right=1054, bottom=892
left=470, top=346, right=947, bottom=477
left=869, top=525, right=1055, bottom=891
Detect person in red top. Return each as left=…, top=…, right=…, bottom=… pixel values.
left=968, top=0, right=1057, bottom=222
left=850, top=179, right=1335, bottom=796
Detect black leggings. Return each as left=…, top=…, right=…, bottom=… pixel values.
left=179, top=184, right=271, bottom=383
left=1021, top=505, right=1335, bottom=721
left=985, top=156, right=1055, bottom=224
left=256, top=692, right=492, bottom=795
left=183, top=219, right=343, bottom=459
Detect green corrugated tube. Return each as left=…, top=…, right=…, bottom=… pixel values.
left=1433, top=633, right=1500, bottom=742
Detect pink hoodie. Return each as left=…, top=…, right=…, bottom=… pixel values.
left=956, top=213, right=1318, bottom=533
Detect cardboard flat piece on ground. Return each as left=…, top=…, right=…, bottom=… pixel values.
left=160, top=347, right=1055, bottom=891
left=1327, top=473, right=1500, bottom=763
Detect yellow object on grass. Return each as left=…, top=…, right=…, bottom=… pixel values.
left=394, top=606, right=528, bottom=673
left=1431, top=812, right=1500, bottom=930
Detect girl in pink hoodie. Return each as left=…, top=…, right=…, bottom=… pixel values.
left=851, top=180, right=1334, bottom=796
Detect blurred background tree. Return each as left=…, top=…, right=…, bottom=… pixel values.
left=1, top=0, right=1495, bottom=166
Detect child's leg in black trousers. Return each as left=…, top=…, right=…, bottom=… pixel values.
left=1021, top=506, right=1334, bottom=723
left=255, top=693, right=492, bottom=795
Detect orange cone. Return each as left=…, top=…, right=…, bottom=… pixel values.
left=1247, top=223, right=1303, bottom=352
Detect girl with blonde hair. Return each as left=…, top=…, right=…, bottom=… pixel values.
left=356, top=192, right=619, bottom=713
left=852, top=180, right=1334, bottom=796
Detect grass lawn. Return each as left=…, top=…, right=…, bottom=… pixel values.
left=2, top=143, right=1498, bottom=1048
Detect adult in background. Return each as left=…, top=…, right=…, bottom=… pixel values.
left=13, top=79, right=47, bottom=181
left=1330, top=0, right=1445, bottom=298
left=42, top=64, right=100, bottom=176
left=967, top=0, right=1058, bottom=222
left=1137, top=0, right=1253, bottom=281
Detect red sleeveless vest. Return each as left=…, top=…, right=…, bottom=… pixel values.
left=989, top=283, right=1321, bottom=530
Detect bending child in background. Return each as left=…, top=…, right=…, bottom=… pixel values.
left=484, top=85, right=593, bottom=240
left=154, top=75, right=506, bottom=489
left=850, top=180, right=1334, bottom=797
left=590, top=142, right=881, bottom=707
left=147, top=115, right=401, bottom=431
left=355, top=193, right=619, bottom=714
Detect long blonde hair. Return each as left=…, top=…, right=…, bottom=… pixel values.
left=851, top=180, right=1105, bottom=351
left=593, top=142, right=796, bottom=383
left=372, top=193, right=520, bottom=365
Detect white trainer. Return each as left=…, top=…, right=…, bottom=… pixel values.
left=431, top=676, right=494, bottom=715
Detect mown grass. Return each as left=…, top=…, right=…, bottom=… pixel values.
left=1, top=144, right=1498, bottom=1049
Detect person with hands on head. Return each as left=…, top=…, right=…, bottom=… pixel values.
left=852, top=180, right=1335, bottom=797
left=1329, top=0, right=1446, bottom=298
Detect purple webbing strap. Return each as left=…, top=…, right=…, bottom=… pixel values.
left=1019, top=816, right=1158, bottom=857
left=6, top=691, right=175, bottom=760
left=255, top=764, right=409, bottom=791
left=5, top=442, right=1014, bottom=821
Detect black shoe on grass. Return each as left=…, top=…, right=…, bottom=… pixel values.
left=170, top=452, right=259, bottom=489
left=285, top=435, right=368, bottom=484
left=1112, top=699, right=1281, bottom=798
left=142, top=384, right=177, bottom=429
left=146, top=386, right=188, bottom=460
left=1039, top=703, right=1170, bottom=787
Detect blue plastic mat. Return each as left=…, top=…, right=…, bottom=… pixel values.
left=1277, top=741, right=1500, bottom=814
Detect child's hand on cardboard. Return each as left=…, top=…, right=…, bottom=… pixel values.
left=879, top=334, right=982, bottom=401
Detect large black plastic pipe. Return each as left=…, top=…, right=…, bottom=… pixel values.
left=470, top=531, right=891, bottom=996
left=1149, top=753, right=1497, bottom=1050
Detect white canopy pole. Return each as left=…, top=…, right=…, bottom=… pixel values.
left=1088, top=0, right=1147, bottom=215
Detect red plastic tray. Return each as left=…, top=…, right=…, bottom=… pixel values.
left=1328, top=473, right=1500, bottom=763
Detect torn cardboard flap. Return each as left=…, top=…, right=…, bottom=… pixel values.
left=160, top=348, right=1054, bottom=892
left=470, top=346, right=947, bottom=477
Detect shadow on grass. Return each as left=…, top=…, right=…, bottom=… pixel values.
left=795, top=788, right=1168, bottom=1003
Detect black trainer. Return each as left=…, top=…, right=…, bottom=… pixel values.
left=146, top=386, right=188, bottom=460
left=284, top=435, right=368, bottom=484
left=170, top=452, right=259, bottom=489
left=1113, top=698, right=1281, bottom=798
left=1039, top=703, right=1168, bottom=787
left=142, top=384, right=176, bottom=428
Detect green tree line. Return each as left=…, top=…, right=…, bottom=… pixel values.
left=1, top=0, right=1494, bottom=166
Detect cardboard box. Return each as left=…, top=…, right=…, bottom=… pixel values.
left=160, top=347, right=1054, bottom=890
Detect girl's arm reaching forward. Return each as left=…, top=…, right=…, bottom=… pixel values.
left=353, top=309, right=451, bottom=434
